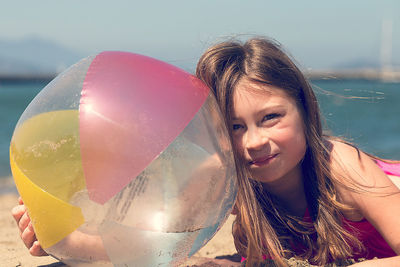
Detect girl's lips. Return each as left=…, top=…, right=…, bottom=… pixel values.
left=249, top=154, right=277, bottom=167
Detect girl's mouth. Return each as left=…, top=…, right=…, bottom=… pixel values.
left=249, top=154, right=277, bottom=167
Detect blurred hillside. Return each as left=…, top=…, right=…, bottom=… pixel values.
left=0, top=36, right=83, bottom=78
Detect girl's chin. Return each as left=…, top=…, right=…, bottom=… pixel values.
left=249, top=166, right=272, bottom=178
left=248, top=173, right=278, bottom=184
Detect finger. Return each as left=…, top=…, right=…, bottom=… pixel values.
left=18, top=212, right=31, bottom=234
left=21, top=222, right=36, bottom=249
left=18, top=196, right=24, bottom=205
left=30, top=241, right=48, bottom=256
left=11, top=204, right=26, bottom=224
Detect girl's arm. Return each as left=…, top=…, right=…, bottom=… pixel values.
left=11, top=197, right=109, bottom=261
left=331, top=141, right=400, bottom=266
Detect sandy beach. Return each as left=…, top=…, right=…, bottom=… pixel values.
left=0, top=176, right=239, bottom=267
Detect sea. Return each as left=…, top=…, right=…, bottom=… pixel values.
left=0, top=78, right=399, bottom=182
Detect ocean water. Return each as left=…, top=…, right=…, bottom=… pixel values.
left=314, top=79, right=400, bottom=160
left=0, top=79, right=399, bottom=179
left=0, top=80, right=48, bottom=178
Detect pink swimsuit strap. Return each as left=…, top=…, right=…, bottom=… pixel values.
left=376, top=159, right=400, bottom=176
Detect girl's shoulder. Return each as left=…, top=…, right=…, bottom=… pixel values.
left=328, top=139, right=381, bottom=184
left=328, top=139, right=400, bottom=219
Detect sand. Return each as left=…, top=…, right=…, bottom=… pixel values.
left=0, top=176, right=239, bottom=267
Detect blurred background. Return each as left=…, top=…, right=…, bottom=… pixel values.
left=1, top=0, right=399, bottom=187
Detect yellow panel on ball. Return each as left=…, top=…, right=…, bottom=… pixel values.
left=10, top=110, right=85, bottom=249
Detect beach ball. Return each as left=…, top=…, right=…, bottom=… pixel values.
left=9, top=52, right=237, bottom=266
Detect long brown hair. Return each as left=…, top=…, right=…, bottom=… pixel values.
left=196, top=37, right=363, bottom=265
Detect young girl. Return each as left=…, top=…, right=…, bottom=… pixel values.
left=13, top=37, right=400, bottom=266
left=195, top=37, right=400, bottom=266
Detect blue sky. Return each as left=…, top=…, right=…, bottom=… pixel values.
left=1, top=0, right=399, bottom=71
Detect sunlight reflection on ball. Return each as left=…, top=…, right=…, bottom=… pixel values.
left=10, top=52, right=237, bottom=266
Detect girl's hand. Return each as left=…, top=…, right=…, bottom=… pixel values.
left=11, top=197, right=48, bottom=256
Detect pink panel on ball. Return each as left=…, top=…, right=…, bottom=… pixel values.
left=79, top=51, right=209, bottom=204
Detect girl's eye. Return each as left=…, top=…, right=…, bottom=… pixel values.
left=262, top=113, right=280, bottom=122
left=232, top=124, right=243, bottom=131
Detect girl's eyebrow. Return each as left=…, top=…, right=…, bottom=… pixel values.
left=255, top=105, right=286, bottom=116
left=231, top=105, right=286, bottom=122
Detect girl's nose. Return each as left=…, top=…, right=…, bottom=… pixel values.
left=245, top=127, right=268, bottom=151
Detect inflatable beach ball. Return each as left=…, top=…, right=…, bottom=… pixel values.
left=10, top=52, right=237, bottom=266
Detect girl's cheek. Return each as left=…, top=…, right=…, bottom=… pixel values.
left=273, top=128, right=291, bottom=142
left=232, top=138, right=245, bottom=156
left=276, top=125, right=299, bottom=140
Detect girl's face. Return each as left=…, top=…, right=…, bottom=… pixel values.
left=230, top=80, right=307, bottom=185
